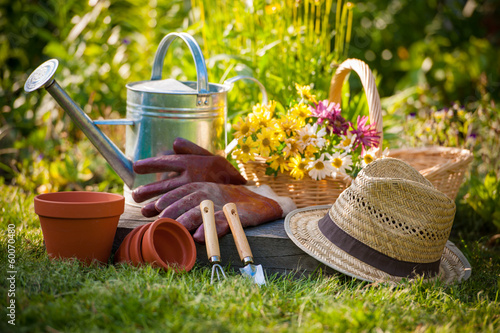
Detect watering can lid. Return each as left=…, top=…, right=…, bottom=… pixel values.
left=130, top=78, right=198, bottom=94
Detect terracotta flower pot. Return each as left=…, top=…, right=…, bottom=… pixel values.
left=141, top=218, right=196, bottom=272
left=129, top=223, right=150, bottom=265
left=34, top=191, right=124, bottom=264
left=114, top=224, right=142, bottom=264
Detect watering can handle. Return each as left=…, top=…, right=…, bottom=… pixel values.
left=151, top=32, right=209, bottom=94
left=222, top=76, right=269, bottom=155
left=223, top=76, right=268, bottom=105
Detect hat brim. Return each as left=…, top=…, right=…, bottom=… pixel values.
left=285, top=205, right=472, bottom=284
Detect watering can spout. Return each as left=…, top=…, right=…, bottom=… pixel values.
left=24, top=59, right=135, bottom=188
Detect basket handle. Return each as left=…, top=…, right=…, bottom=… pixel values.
left=328, top=58, right=383, bottom=156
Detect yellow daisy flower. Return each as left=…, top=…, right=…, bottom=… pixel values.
left=232, top=117, right=253, bottom=139
left=262, top=100, right=277, bottom=114
left=288, top=155, right=311, bottom=180
left=256, top=128, right=279, bottom=158
left=233, top=137, right=259, bottom=163
left=288, top=103, right=311, bottom=125
left=303, top=144, right=319, bottom=157
left=277, top=116, right=300, bottom=136
left=295, top=83, right=318, bottom=104
left=252, top=101, right=276, bottom=117
left=272, top=122, right=286, bottom=141
left=252, top=103, right=265, bottom=115
left=267, top=154, right=289, bottom=173
left=249, top=109, right=275, bottom=131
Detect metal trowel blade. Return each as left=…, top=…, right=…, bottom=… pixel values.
left=240, top=264, right=266, bottom=286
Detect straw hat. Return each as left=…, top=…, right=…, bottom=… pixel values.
left=285, top=158, right=471, bottom=284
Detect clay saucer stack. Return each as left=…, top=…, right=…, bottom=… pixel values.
left=114, top=218, right=196, bottom=272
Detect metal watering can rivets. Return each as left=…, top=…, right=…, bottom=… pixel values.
left=25, top=32, right=267, bottom=206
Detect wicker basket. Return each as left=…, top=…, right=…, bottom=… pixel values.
left=238, top=58, right=472, bottom=207
left=237, top=158, right=352, bottom=208
left=389, top=147, right=472, bottom=200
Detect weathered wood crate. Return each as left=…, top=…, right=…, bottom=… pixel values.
left=113, top=205, right=335, bottom=276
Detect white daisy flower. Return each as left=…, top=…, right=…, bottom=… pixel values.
left=308, top=154, right=334, bottom=180
left=361, top=147, right=390, bottom=168
left=361, top=150, right=375, bottom=168
left=328, top=151, right=353, bottom=178
left=282, top=138, right=303, bottom=156
left=296, top=123, right=327, bottom=150
left=314, top=126, right=328, bottom=149
left=334, top=133, right=357, bottom=153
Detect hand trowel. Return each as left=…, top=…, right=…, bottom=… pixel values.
left=223, top=203, right=266, bottom=286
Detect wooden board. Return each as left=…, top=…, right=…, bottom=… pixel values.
left=113, top=205, right=335, bottom=276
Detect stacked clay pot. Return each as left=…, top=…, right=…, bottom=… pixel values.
left=114, top=218, right=196, bottom=272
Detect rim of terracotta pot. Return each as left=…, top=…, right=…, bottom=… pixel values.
left=34, top=191, right=125, bottom=219
left=129, top=223, right=150, bottom=266
left=114, top=223, right=144, bottom=264
left=142, top=218, right=196, bottom=272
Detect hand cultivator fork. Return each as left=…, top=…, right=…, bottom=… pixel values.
left=200, top=200, right=227, bottom=284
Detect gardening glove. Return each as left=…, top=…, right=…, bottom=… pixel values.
left=132, top=137, right=247, bottom=203
left=146, top=182, right=296, bottom=243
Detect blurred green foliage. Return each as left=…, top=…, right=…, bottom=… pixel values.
left=1, top=0, right=191, bottom=190
left=190, top=0, right=354, bottom=114
left=466, top=171, right=500, bottom=231
left=394, top=91, right=500, bottom=174
left=350, top=0, right=500, bottom=103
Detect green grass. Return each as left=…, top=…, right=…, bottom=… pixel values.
left=1, top=184, right=499, bottom=333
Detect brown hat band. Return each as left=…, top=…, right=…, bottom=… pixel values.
left=318, top=213, right=441, bottom=278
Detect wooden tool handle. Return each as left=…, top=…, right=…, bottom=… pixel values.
left=223, top=203, right=253, bottom=261
left=200, top=200, right=220, bottom=261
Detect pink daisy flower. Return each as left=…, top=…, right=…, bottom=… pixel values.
left=350, top=115, right=380, bottom=152
left=309, top=100, right=349, bottom=135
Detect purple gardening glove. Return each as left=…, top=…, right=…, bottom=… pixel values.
left=143, top=182, right=285, bottom=243
left=132, top=137, right=247, bottom=204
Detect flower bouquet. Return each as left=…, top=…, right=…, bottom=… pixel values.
left=231, top=83, right=385, bottom=207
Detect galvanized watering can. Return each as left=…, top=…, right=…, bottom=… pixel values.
left=24, top=33, right=267, bottom=205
